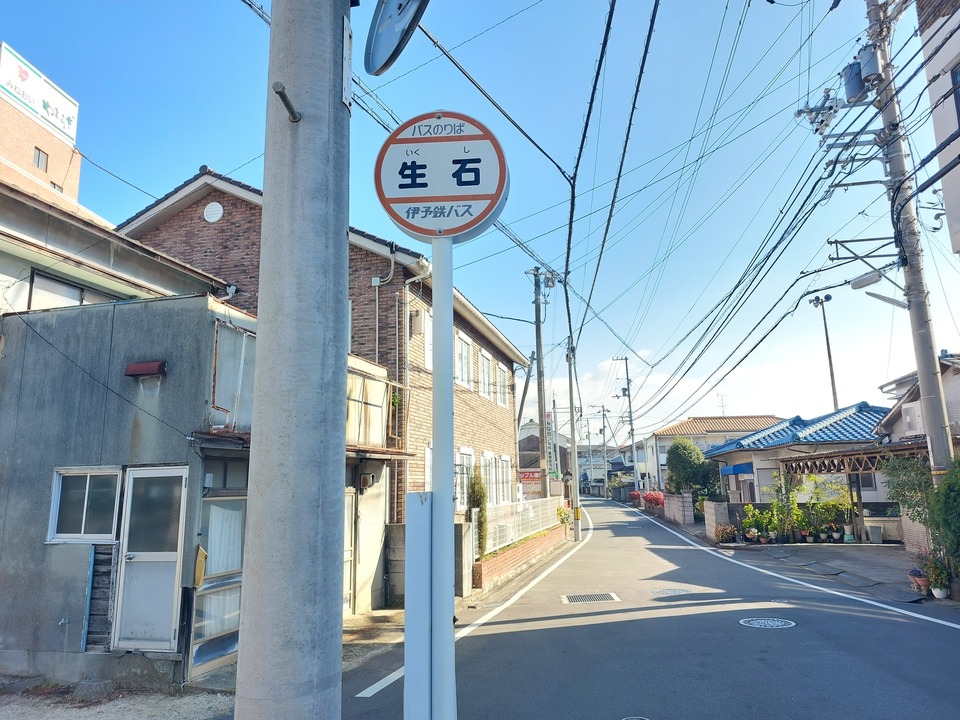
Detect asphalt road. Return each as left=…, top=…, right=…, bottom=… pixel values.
left=343, top=497, right=960, bottom=720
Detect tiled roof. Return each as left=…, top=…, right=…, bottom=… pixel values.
left=654, top=415, right=783, bottom=437
left=704, top=402, right=891, bottom=457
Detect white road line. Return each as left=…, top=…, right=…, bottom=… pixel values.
left=355, top=508, right=596, bottom=698
left=622, top=501, right=960, bottom=631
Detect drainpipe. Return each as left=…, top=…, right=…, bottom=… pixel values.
left=372, top=244, right=396, bottom=365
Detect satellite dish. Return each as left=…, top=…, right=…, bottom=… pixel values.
left=364, top=0, right=430, bottom=76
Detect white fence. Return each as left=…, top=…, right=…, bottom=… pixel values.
left=471, top=496, right=563, bottom=559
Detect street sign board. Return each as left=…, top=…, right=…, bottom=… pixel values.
left=374, top=110, right=508, bottom=244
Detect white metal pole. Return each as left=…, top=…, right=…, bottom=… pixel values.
left=567, top=341, right=581, bottom=541
left=235, top=1, right=349, bottom=717
left=431, top=237, right=457, bottom=719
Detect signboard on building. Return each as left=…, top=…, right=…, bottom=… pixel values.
left=374, top=110, right=508, bottom=243
left=0, top=43, right=79, bottom=145
left=519, top=470, right=542, bottom=499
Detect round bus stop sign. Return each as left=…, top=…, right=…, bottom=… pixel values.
left=374, top=111, right=508, bottom=243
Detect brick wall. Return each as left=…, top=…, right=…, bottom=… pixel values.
left=0, top=101, right=81, bottom=200
left=136, top=189, right=262, bottom=313
left=901, top=515, right=932, bottom=555
left=916, top=0, right=960, bottom=35
left=472, top=524, right=567, bottom=590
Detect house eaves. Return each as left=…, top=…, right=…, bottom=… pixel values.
left=874, top=354, right=960, bottom=435
left=0, top=179, right=228, bottom=293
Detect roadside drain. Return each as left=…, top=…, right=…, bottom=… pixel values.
left=562, top=592, right=621, bottom=604
left=739, top=617, right=796, bottom=629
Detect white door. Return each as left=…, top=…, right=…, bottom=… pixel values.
left=113, top=467, right=187, bottom=651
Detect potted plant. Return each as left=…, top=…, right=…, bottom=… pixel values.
left=908, top=567, right=927, bottom=593
left=924, top=551, right=950, bottom=599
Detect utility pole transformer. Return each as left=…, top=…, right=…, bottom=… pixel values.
left=866, top=0, right=954, bottom=476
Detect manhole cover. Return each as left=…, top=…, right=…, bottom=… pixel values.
left=561, top=592, right=620, bottom=604
left=739, top=617, right=796, bottom=629
left=650, top=588, right=689, bottom=596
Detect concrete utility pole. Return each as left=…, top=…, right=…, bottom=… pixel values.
left=528, top=267, right=549, bottom=497
left=567, top=340, right=582, bottom=541
left=235, top=1, right=350, bottom=718
left=866, top=0, right=954, bottom=476
left=614, top=356, right=639, bottom=491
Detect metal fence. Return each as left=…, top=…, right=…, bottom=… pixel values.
left=471, top=496, right=563, bottom=559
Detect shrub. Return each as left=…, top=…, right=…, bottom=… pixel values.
left=715, top=523, right=736, bottom=543
left=467, top=466, right=488, bottom=558
left=642, top=491, right=664, bottom=507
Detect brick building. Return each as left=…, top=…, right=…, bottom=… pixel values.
left=117, top=166, right=528, bottom=525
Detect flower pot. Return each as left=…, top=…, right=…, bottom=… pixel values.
left=932, top=587, right=949, bottom=599
left=832, top=532, right=842, bottom=540
left=805, top=535, right=814, bottom=543
left=818, top=533, right=828, bottom=540
left=915, top=577, right=931, bottom=594
left=950, top=578, right=960, bottom=602
left=843, top=524, right=854, bottom=535
left=759, top=536, right=770, bottom=544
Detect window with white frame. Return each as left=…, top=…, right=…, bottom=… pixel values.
left=478, top=351, right=493, bottom=399
left=455, top=332, right=472, bottom=387
left=424, top=310, right=433, bottom=371
left=48, top=468, right=121, bottom=542
left=497, top=456, right=512, bottom=505
left=481, top=453, right=496, bottom=505
left=456, top=449, right=474, bottom=510
left=496, top=363, right=509, bottom=407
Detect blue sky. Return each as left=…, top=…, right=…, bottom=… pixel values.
left=6, top=1, right=960, bottom=445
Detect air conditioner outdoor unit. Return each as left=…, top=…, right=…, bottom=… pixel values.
left=902, top=401, right=925, bottom=436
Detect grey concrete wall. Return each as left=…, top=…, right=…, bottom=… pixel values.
left=384, top=521, right=475, bottom=607
left=703, top=501, right=731, bottom=542
left=385, top=524, right=405, bottom=606
left=354, top=463, right=389, bottom=613
left=664, top=492, right=695, bottom=526
left=454, top=522, right=473, bottom=599
left=0, top=295, right=217, bottom=682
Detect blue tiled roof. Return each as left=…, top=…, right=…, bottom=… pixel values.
left=704, top=401, right=890, bottom=458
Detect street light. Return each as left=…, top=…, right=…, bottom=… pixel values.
left=809, top=294, right=839, bottom=411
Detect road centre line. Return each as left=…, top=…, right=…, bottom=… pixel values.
left=355, top=507, right=596, bottom=698
left=617, top=500, right=960, bottom=631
